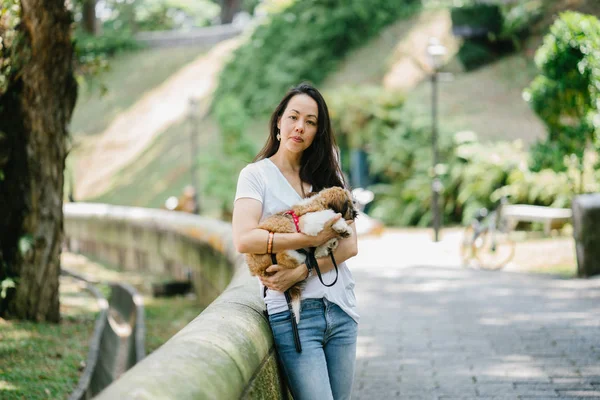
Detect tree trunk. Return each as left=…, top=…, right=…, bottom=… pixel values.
left=220, top=0, right=241, bottom=24
left=82, top=0, right=97, bottom=35
left=0, top=0, right=77, bottom=322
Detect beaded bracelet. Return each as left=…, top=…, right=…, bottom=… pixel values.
left=267, top=232, right=274, bottom=254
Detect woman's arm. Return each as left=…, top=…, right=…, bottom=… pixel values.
left=260, top=221, right=358, bottom=291
left=232, top=198, right=343, bottom=254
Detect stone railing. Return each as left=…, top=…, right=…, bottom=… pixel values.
left=63, top=203, right=287, bottom=399
left=134, top=22, right=246, bottom=48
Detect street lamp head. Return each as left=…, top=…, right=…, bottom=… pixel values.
left=426, top=37, right=447, bottom=70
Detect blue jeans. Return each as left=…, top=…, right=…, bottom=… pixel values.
left=268, top=298, right=358, bottom=400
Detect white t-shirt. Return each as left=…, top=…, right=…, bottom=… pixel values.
left=234, top=158, right=359, bottom=323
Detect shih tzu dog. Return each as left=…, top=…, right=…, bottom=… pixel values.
left=246, top=186, right=358, bottom=323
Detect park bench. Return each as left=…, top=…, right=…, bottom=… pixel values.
left=502, top=204, right=572, bottom=236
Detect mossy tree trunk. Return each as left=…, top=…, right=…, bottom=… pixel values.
left=0, top=0, right=77, bottom=322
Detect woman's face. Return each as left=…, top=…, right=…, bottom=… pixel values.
left=277, top=94, right=319, bottom=154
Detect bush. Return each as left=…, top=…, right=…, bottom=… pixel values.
left=73, top=29, right=141, bottom=85
left=499, top=0, right=543, bottom=43
left=456, top=39, right=497, bottom=71
left=74, top=29, right=140, bottom=61
left=452, top=0, right=543, bottom=71
left=134, top=0, right=220, bottom=31
left=450, top=3, right=503, bottom=37
left=523, top=11, right=600, bottom=176
left=96, top=0, right=220, bottom=32
left=212, top=0, right=421, bottom=117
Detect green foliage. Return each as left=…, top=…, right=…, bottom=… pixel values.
left=499, top=0, right=543, bottom=43
left=450, top=134, right=525, bottom=224
left=132, top=0, right=220, bottom=31
left=528, top=139, right=570, bottom=172
left=75, top=29, right=140, bottom=60
left=1, top=277, right=15, bottom=299
left=523, top=11, right=600, bottom=174
left=495, top=151, right=600, bottom=208
left=17, top=235, right=33, bottom=257
left=452, top=0, right=543, bottom=71
left=457, top=39, right=496, bottom=71
left=72, top=28, right=141, bottom=93
left=199, top=95, right=256, bottom=218
left=368, top=127, right=598, bottom=227
left=326, top=85, right=406, bottom=150
left=213, top=0, right=421, bottom=117
left=91, top=0, right=219, bottom=32
left=450, top=3, right=503, bottom=35
left=0, top=0, right=21, bottom=96
left=327, top=84, right=597, bottom=227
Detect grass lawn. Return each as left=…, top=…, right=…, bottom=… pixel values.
left=71, top=46, right=206, bottom=137
left=0, top=277, right=98, bottom=400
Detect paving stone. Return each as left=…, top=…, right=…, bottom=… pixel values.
left=556, top=389, right=600, bottom=398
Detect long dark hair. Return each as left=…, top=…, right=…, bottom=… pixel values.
left=254, top=83, right=346, bottom=192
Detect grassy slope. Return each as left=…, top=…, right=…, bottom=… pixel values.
left=403, top=54, right=545, bottom=144
left=71, top=46, right=207, bottom=136
left=91, top=114, right=268, bottom=216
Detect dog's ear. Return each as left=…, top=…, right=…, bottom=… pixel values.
left=325, top=187, right=348, bottom=215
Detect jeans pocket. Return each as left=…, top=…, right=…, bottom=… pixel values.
left=268, top=310, right=292, bottom=327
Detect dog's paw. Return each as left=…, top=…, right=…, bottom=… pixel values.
left=332, top=219, right=352, bottom=238
left=314, top=245, right=329, bottom=258
left=315, top=238, right=338, bottom=258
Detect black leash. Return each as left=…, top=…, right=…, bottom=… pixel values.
left=269, top=254, right=302, bottom=353
left=299, top=247, right=339, bottom=287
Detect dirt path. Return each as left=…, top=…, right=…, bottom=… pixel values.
left=74, top=38, right=241, bottom=200
left=383, top=9, right=459, bottom=91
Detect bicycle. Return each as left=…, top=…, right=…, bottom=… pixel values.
left=460, top=197, right=516, bottom=270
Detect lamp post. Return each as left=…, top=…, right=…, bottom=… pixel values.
left=188, top=97, right=200, bottom=214
left=426, top=37, right=446, bottom=242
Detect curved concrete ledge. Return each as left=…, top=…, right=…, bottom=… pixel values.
left=63, top=203, right=286, bottom=399
left=62, top=270, right=109, bottom=400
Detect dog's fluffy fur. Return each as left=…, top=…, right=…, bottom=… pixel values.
left=246, top=187, right=358, bottom=323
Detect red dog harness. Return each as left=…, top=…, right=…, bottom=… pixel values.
left=285, top=210, right=301, bottom=232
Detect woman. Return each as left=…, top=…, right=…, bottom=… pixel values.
left=232, top=83, right=359, bottom=400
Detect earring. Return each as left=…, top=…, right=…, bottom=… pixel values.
left=276, top=133, right=281, bottom=141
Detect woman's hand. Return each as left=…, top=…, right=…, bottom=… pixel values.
left=307, top=213, right=344, bottom=247
left=259, top=263, right=307, bottom=292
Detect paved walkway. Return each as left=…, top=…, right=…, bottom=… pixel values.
left=349, top=231, right=600, bottom=399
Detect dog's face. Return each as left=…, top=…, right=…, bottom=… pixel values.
left=320, top=187, right=358, bottom=221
